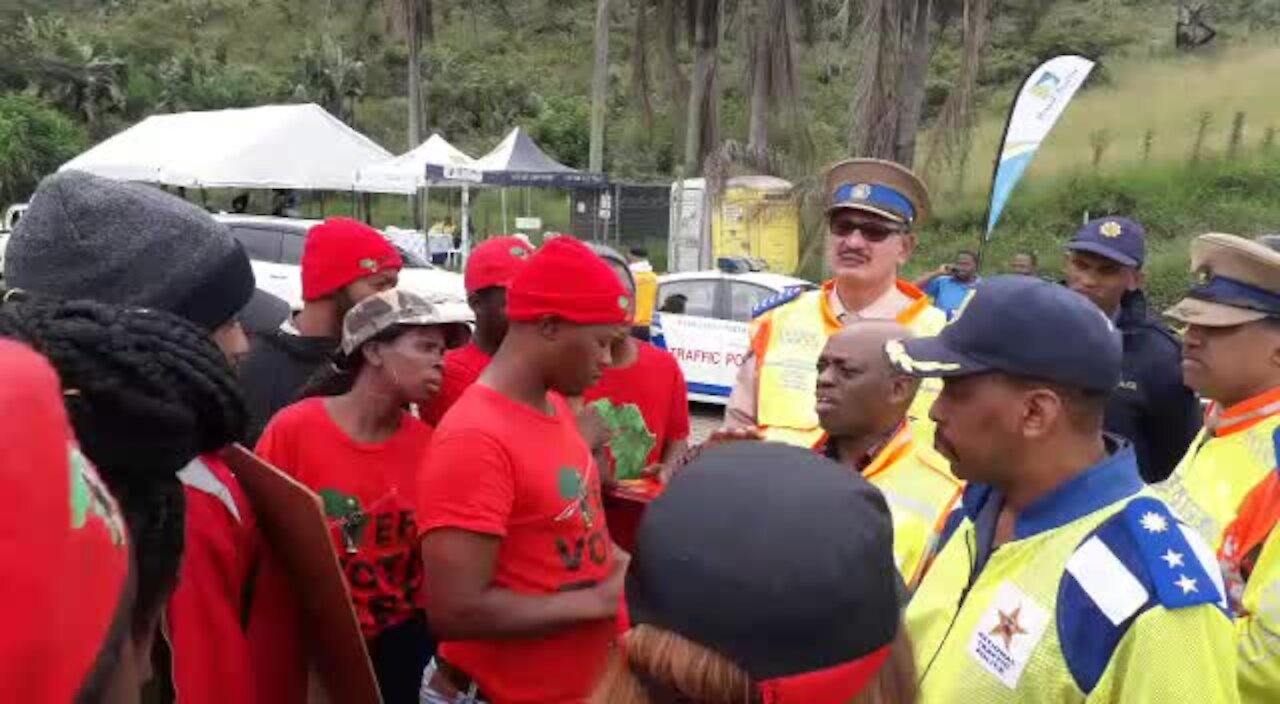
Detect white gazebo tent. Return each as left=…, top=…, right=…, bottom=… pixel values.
left=60, top=103, right=392, bottom=191
left=354, top=133, right=479, bottom=258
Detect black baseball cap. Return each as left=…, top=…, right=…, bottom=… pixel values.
left=885, top=275, right=1121, bottom=392
left=1066, top=216, right=1146, bottom=268
left=626, top=442, right=899, bottom=704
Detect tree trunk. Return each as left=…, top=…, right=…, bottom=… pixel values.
left=747, top=0, right=770, bottom=151
left=684, top=0, right=720, bottom=175
left=405, top=1, right=423, bottom=149
left=657, top=0, right=689, bottom=149
left=894, top=0, right=932, bottom=166
left=630, top=0, right=655, bottom=139
left=423, top=0, right=435, bottom=42
left=589, top=0, right=612, bottom=172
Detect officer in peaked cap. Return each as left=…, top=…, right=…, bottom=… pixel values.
left=1155, top=233, right=1280, bottom=703
left=722, top=158, right=947, bottom=449
left=1063, top=217, right=1200, bottom=484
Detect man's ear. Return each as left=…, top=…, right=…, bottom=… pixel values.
left=1021, top=388, right=1064, bottom=439
left=537, top=315, right=561, bottom=341
left=1130, top=269, right=1146, bottom=293
left=898, top=233, right=917, bottom=266
left=889, top=374, right=920, bottom=406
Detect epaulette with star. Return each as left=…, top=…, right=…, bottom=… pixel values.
left=751, top=286, right=805, bottom=319
left=1056, top=496, right=1227, bottom=694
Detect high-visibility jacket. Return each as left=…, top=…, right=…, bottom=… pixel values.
left=750, top=280, right=946, bottom=448
left=908, top=445, right=1239, bottom=703
left=632, top=268, right=659, bottom=327
left=824, top=423, right=962, bottom=590
left=1154, top=387, right=1280, bottom=702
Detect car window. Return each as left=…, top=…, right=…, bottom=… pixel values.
left=727, top=281, right=776, bottom=322
left=280, top=232, right=305, bottom=265
left=230, top=226, right=283, bottom=263
left=657, top=279, right=718, bottom=318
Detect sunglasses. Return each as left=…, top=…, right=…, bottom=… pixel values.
left=829, top=219, right=905, bottom=243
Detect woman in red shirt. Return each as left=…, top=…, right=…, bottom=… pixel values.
left=256, top=289, right=471, bottom=704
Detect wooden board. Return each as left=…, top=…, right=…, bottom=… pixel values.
left=223, top=444, right=382, bottom=704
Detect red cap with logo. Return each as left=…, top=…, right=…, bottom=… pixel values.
left=301, top=217, right=403, bottom=301
left=464, top=236, right=534, bottom=293
left=0, top=340, right=132, bottom=702
left=506, top=236, right=631, bottom=324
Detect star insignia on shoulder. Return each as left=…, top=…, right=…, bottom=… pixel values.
left=1160, top=549, right=1185, bottom=569
left=1140, top=511, right=1169, bottom=534
left=1175, top=574, right=1198, bottom=594
left=1100, top=220, right=1123, bottom=238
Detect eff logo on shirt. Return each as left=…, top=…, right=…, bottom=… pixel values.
left=968, top=582, right=1050, bottom=689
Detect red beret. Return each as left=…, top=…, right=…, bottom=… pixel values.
left=465, top=236, right=533, bottom=293
left=0, top=341, right=131, bottom=702
left=507, top=236, right=630, bottom=324
left=301, top=218, right=403, bottom=301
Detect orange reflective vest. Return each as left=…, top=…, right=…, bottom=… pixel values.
left=751, top=280, right=947, bottom=448
left=1154, top=387, right=1280, bottom=702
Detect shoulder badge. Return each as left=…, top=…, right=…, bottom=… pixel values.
left=751, top=286, right=806, bottom=319
left=1057, top=496, right=1226, bottom=694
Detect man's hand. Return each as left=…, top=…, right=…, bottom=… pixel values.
left=589, top=550, right=629, bottom=619
left=641, top=463, right=675, bottom=484
left=706, top=426, right=766, bottom=445
left=575, top=403, right=613, bottom=452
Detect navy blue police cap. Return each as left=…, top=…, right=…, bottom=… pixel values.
left=1066, top=217, right=1146, bottom=268
left=885, top=275, right=1122, bottom=392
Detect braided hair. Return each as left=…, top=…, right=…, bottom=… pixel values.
left=0, top=292, right=246, bottom=635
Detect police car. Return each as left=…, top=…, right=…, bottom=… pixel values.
left=651, top=259, right=816, bottom=404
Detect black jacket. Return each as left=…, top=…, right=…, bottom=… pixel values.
left=238, top=328, right=338, bottom=447
left=1106, top=290, right=1202, bottom=483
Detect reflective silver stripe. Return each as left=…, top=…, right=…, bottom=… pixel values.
left=177, top=457, right=241, bottom=523
left=879, top=486, right=943, bottom=521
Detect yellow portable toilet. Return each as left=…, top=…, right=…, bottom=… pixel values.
left=711, top=175, right=799, bottom=274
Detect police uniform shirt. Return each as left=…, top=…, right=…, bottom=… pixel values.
left=724, top=283, right=913, bottom=428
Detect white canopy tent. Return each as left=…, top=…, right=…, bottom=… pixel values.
left=60, top=103, right=392, bottom=190
left=355, top=134, right=479, bottom=258
left=354, top=133, right=476, bottom=194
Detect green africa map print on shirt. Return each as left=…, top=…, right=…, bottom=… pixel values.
left=589, top=398, right=656, bottom=481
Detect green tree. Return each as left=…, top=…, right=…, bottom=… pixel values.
left=0, top=93, right=88, bottom=204
left=531, top=95, right=591, bottom=168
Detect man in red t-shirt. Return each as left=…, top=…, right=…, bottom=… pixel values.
left=419, top=236, right=631, bottom=704
left=422, top=236, right=533, bottom=426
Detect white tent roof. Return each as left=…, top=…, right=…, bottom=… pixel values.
left=354, top=133, right=476, bottom=194
left=60, top=103, right=392, bottom=190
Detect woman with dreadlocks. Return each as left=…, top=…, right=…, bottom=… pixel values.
left=0, top=293, right=248, bottom=700
left=256, top=289, right=471, bottom=703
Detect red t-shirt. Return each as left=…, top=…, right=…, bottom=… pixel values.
left=166, top=453, right=258, bottom=704
left=419, top=384, right=616, bottom=704
left=583, top=340, right=690, bottom=481
left=422, top=342, right=492, bottom=426
left=256, top=398, right=432, bottom=638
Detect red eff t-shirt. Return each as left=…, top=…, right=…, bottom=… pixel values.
left=421, top=342, right=492, bottom=426
left=419, top=384, right=616, bottom=704
left=255, top=398, right=432, bottom=638
left=583, top=341, right=690, bottom=480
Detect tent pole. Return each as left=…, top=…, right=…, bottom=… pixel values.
left=501, top=188, right=508, bottom=234
left=461, top=185, right=471, bottom=263
left=319, top=191, right=326, bottom=218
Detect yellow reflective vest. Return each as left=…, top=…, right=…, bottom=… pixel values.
left=825, top=423, right=962, bottom=591
left=908, top=446, right=1239, bottom=703
left=750, top=280, right=946, bottom=448
left=632, top=268, right=659, bottom=327
left=1154, top=387, right=1280, bottom=702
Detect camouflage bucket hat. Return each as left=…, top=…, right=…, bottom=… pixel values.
left=340, top=289, right=474, bottom=357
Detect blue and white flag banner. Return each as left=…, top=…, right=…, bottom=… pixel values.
left=985, top=55, right=1096, bottom=240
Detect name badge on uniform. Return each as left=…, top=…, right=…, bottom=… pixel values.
left=968, top=582, right=1051, bottom=689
